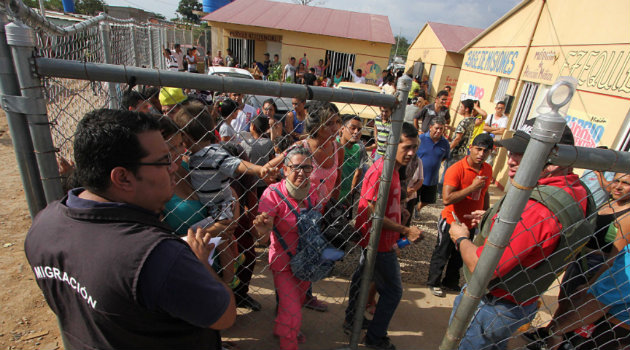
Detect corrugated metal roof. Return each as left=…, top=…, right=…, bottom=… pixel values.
left=202, top=0, right=395, bottom=44
left=427, top=22, right=484, bottom=53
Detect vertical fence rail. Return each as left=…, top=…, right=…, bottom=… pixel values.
left=440, top=81, right=577, bottom=349
left=0, top=13, right=46, bottom=216
left=348, top=75, right=412, bottom=349
left=5, top=20, right=63, bottom=203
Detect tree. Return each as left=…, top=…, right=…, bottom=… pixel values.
left=75, top=0, right=106, bottom=15
left=152, top=13, right=166, bottom=20
left=390, top=35, right=410, bottom=59
left=23, top=0, right=63, bottom=11
left=177, top=0, right=202, bottom=24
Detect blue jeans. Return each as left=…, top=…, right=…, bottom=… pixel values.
left=345, top=249, right=402, bottom=342
left=450, top=289, right=538, bottom=350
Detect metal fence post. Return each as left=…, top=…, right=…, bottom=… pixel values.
left=147, top=27, right=154, bottom=68
left=440, top=80, right=576, bottom=349
left=348, top=75, right=411, bottom=349
left=5, top=20, right=63, bottom=204
left=129, top=24, right=138, bottom=66
left=98, top=21, right=119, bottom=109
left=0, top=14, right=46, bottom=216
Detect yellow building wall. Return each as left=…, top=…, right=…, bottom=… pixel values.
left=457, top=0, right=630, bottom=188
left=404, top=25, right=465, bottom=99
left=208, top=22, right=391, bottom=84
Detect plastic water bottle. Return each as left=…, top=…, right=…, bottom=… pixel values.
left=392, top=237, right=411, bottom=251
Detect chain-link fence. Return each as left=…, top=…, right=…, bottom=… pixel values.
left=3, top=2, right=630, bottom=350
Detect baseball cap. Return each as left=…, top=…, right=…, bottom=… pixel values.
left=496, top=118, right=574, bottom=154
left=159, top=87, right=187, bottom=106
left=471, top=133, right=494, bottom=150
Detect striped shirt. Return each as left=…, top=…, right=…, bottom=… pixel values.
left=375, top=116, right=391, bottom=156
left=189, top=145, right=242, bottom=208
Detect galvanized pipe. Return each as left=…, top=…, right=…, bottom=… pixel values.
left=549, top=144, right=630, bottom=173
left=440, top=80, right=576, bottom=349
left=34, top=58, right=398, bottom=108
left=0, top=14, right=46, bottom=216
left=98, top=22, right=119, bottom=109
left=348, top=75, right=411, bottom=349
left=5, top=20, right=63, bottom=204
left=129, top=24, right=138, bottom=67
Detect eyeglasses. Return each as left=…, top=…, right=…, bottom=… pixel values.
left=128, top=153, right=173, bottom=167
left=287, top=162, right=313, bottom=173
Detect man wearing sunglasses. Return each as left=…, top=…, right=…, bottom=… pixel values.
left=24, top=109, right=236, bottom=349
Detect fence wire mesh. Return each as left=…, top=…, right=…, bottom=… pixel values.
left=3, top=5, right=630, bottom=350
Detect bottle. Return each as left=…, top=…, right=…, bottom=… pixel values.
left=471, top=175, right=484, bottom=201
left=392, top=237, right=411, bottom=251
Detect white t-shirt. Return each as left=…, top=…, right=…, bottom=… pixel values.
left=484, top=114, right=508, bottom=140
left=230, top=104, right=257, bottom=132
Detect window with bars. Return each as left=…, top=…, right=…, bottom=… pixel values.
left=511, top=81, right=539, bottom=130
left=493, top=77, right=510, bottom=103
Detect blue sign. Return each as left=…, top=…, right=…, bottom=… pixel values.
left=464, top=50, right=519, bottom=75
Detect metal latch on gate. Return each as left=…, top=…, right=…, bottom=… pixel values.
left=0, top=94, right=47, bottom=115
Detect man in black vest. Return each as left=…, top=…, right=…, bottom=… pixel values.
left=25, top=109, right=235, bottom=349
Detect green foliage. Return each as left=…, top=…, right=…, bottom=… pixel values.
left=23, top=0, right=63, bottom=11
left=177, top=0, right=202, bottom=24
left=75, top=0, right=106, bottom=15
left=268, top=63, right=283, bottom=82
left=152, top=13, right=166, bottom=20
left=390, top=35, right=410, bottom=59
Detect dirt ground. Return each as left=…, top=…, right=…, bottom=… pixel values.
left=0, top=111, right=551, bottom=350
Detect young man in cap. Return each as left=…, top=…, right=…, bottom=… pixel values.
left=447, top=118, right=591, bottom=350
left=427, top=133, right=494, bottom=297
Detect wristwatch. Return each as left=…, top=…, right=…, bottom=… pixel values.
left=455, top=236, right=470, bottom=251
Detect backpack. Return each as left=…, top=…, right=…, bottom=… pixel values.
left=322, top=198, right=357, bottom=250
left=463, top=183, right=596, bottom=304
left=271, top=187, right=341, bottom=282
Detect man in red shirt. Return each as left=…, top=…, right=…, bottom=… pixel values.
left=447, top=118, right=588, bottom=350
left=427, top=134, right=494, bottom=297
left=344, top=122, right=423, bottom=350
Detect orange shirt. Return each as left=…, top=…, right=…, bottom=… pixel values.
left=441, top=156, right=492, bottom=228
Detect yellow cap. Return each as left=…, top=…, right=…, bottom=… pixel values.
left=159, top=87, right=187, bottom=106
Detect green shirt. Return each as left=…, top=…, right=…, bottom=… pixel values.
left=337, top=138, right=367, bottom=203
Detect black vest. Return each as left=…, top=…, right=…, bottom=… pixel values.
left=25, top=197, right=221, bottom=349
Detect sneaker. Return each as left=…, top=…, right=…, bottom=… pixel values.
left=304, top=296, right=328, bottom=312
left=364, top=335, right=396, bottom=350
left=342, top=317, right=371, bottom=335
left=235, top=294, right=262, bottom=311
left=429, top=286, right=445, bottom=297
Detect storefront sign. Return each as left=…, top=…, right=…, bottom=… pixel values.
left=464, top=49, right=520, bottom=75
left=559, top=49, right=630, bottom=96
left=522, top=49, right=556, bottom=82
left=565, top=112, right=607, bottom=148
left=229, top=31, right=282, bottom=42
left=460, top=82, right=484, bottom=100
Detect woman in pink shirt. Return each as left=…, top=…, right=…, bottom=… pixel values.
left=254, top=146, right=319, bottom=350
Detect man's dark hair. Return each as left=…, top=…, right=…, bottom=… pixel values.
left=274, top=54, right=279, bottom=58
left=290, top=57, right=296, bottom=61
left=357, top=69, right=362, bottom=74
left=251, top=116, right=270, bottom=135
left=309, top=67, right=315, bottom=73
left=444, top=86, right=452, bottom=92
left=429, top=117, right=447, bottom=127
left=121, top=90, right=145, bottom=110
left=174, top=43, right=180, bottom=49
left=264, top=53, right=270, bottom=56
left=74, top=109, right=160, bottom=193
left=437, top=90, right=449, bottom=98
left=226, top=48, right=232, bottom=54
left=342, top=114, right=361, bottom=125
left=461, top=99, right=475, bottom=113
left=401, top=122, right=418, bottom=139
left=172, top=100, right=217, bottom=143
left=496, top=100, right=506, bottom=106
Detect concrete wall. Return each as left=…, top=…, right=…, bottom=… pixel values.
left=456, top=0, right=630, bottom=186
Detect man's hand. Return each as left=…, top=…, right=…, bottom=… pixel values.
left=463, top=210, right=486, bottom=228
left=405, top=226, right=424, bottom=243
left=186, top=227, right=214, bottom=264
left=260, top=165, right=279, bottom=184
left=253, top=212, right=274, bottom=239
left=470, top=176, right=487, bottom=191
left=448, top=222, right=470, bottom=243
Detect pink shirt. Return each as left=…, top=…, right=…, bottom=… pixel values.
left=259, top=180, right=320, bottom=271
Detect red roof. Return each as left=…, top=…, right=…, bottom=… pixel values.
left=202, top=0, right=395, bottom=45
left=427, top=22, right=484, bottom=52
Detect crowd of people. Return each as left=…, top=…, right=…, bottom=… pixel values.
left=25, top=69, right=630, bottom=350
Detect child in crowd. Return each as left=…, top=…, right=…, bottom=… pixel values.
left=218, top=99, right=241, bottom=143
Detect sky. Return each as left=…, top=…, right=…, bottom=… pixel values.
left=104, top=0, right=521, bottom=41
